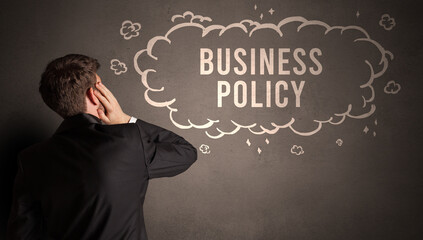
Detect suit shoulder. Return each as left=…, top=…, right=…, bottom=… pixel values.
left=95, top=122, right=141, bottom=137
left=18, top=138, right=51, bottom=162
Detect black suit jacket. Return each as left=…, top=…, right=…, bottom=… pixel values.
left=7, top=113, right=197, bottom=240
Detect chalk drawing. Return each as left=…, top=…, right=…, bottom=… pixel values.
left=336, top=139, right=343, bottom=146
left=363, top=126, right=369, bottom=134
left=384, top=80, right=401, bottom=94
left=133, top=11, right=393, bottom=139
left=379, top=14, right=396, bottom=31
left=291, top=145, right=304, bottom=155
left=110, top=59, right=127, bottom=75
left=199, top=144, right=211, bottom=154
left=120, top=20, right=141, bottom=40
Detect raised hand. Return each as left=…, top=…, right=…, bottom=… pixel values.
left=94, top=82, right=131, bottom=125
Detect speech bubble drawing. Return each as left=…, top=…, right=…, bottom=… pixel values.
left=134, top=11, right=393, bottom=139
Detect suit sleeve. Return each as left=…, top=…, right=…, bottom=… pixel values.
left=134, top=119, right=197, bottom=179
left=7, top=155, right=43, bottom=239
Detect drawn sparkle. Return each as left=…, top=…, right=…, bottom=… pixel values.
left=265, top=138, right=269, bottom=144
left=373, top=131, right=377, bottom=137
left=257, top=147, right=262, bottom=154
left=356, top=11, right=360, bottom=18
left=375, top=119, right=378, bottom=125
left=269, top=8, right=275, bottom=15
left=254, top=4, right=257, bottom=10
left=246, top=139, right=251, bottom=146
left=363, top=126, right=369, bottom=134
left=260, top=13, right=263, bottom=20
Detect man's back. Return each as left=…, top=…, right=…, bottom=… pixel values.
left=7, top=113, right=197, bottom=239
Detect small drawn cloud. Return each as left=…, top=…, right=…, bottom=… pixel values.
left=120, top=20, right=141, bottom=40
left=384, top=80, right=401, bottom=94
left=379, top=14, right=396, bottom=31
left=110, top=59, right=128, bottom=75
left=336, top=139, right=343, bottom=146
left=199, top=144, right=211, bottom=154
left=290, top=145, right=304, bottom=155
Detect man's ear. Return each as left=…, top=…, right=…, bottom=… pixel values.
left=86, top=87, right=99, bottom=106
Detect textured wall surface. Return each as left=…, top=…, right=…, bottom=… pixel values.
left=1, top=0, right=422, bottom=239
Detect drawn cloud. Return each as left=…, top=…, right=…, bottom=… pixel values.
left=120, top=20, right=141, bottom=40
left=110, top=59, right=127, bottom=75
left=379, top=14, right=396, bottom=31
left=134, top=11, right=393, bottom=139
left=384, top=80, right=401, bottom=94
left=199, top=144, right=211, bottom=154
left=290, top=145, right=304, bottom=155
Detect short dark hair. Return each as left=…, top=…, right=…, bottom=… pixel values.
left=39, top=54, right=100, bottom=118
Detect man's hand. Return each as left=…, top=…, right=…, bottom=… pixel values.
left=94, top=82, right=131, bottom=124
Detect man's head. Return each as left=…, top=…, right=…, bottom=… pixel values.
left=39, top=54, right=104, bottom=118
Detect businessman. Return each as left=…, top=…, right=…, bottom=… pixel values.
left=6, top=54, right=197, bottom=239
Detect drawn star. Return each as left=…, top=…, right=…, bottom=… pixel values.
left=260, top=13, right=263, bottom=20
left=363, top=126, right=369, bottom=134
left=269, top=8, right=275, bottom=15
left=254, top=4, right=257, bottom=10
left=356, top=11, right=360, bottom=18
left=257, top=147, right=262, bottom=154
left=246, top=139, right=251, bottom=146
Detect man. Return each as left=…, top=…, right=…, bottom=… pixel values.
left=6, top=54, right=197, bottom=239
